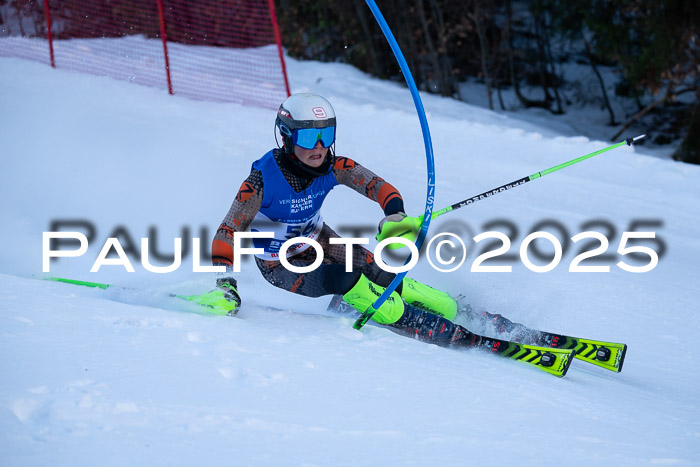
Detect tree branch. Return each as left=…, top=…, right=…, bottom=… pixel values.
left=610, top=85, right=674, bottom=141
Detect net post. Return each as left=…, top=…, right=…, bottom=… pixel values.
left=42, top=0, right=55, bottom=68
left=267, top=0, right=291, bottom=97
left=156, top=0, right=174, bottom=95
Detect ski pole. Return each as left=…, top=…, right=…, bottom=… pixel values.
left=382, top=134, right=646, bottom=243
left=428, top=135, right=645, bottom=221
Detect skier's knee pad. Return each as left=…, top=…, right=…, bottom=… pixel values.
left=400, top=278, right=458, bottom=321
left=342, top=274, right=405, bottom=325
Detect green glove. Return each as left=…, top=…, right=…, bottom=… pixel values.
left=376, top=212, right=422, bottom=249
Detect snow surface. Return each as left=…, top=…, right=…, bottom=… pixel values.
left=1, top=46, right=700, bottom=466
left=455, top=60, right=683, bottom=161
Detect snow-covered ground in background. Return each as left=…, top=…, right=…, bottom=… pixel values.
left=1, top=46, right=700, bottom=466
left=457, top=67, right=679, bottom=161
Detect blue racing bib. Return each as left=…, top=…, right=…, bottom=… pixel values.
left=248, top=150, right=338, bottom=260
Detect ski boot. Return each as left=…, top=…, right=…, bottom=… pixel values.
left=476, top=310, right=542, bottom=345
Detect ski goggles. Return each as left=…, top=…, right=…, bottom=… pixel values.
left=293, top=126, right=336, bottom=149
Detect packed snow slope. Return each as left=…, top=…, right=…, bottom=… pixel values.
left=2, top=49, right=700, bottom=466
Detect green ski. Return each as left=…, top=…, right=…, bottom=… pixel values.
left=473, top=309, right=628, bottom=373
left=466, top=333, right=575, bottom=378
left=327, top=295, right=574, bottom=377
left=44, top=276, right=237, bottom=315
left=328, top=295, right=627, bottom=373
left=538, top=333, right=627, bottom=373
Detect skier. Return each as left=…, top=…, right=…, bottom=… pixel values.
left=210, top=93, right=522, bottom=348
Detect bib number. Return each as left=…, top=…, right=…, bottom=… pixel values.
left=286, top=218, right=318, bottom=239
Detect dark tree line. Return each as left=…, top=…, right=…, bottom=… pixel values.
left=2, top=0, right=697, bottom=163
left=275, top=0, right=700, bottom=164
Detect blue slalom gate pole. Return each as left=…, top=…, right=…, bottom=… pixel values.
left=353, top=0, right=436, bottom=330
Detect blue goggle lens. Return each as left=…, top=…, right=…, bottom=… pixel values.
left=293, top=127, right=336, bottom=149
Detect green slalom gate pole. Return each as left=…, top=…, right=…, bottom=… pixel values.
left=426, top=135, right=645, bottom=222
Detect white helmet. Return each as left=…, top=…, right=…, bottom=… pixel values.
left=276, top=93, right=336, bottom=149
left=275, top=93, right=337, bottom=176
